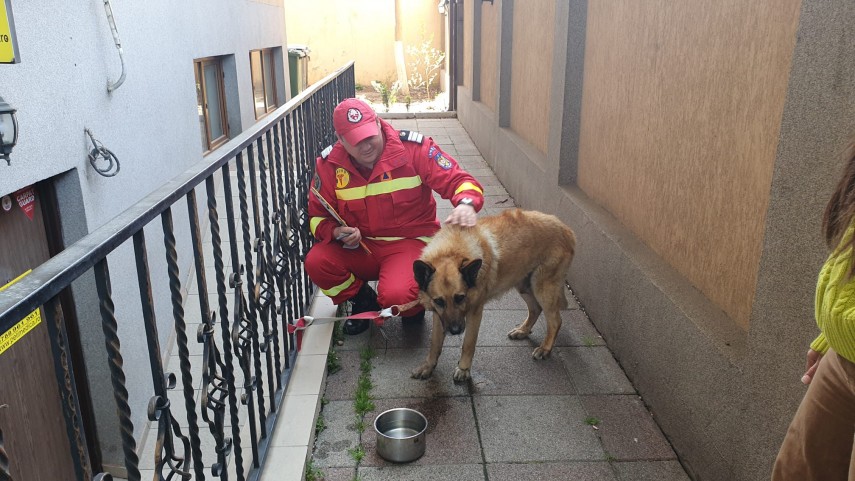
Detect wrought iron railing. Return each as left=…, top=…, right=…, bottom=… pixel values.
left=0, top=62, right=355, bottom=481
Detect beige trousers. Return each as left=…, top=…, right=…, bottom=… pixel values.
left=772, top=349, right=855, bottom=481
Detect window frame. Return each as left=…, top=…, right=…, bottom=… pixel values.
left=194, top=57, right=230, bottom=153
left=249, top=48, right=279, bottom=120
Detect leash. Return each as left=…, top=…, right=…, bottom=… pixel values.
left=288, top=299, right=422, bottom=350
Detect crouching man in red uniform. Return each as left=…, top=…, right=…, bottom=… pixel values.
left=306, top=98, right=485, bottom=335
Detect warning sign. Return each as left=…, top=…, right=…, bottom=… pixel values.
left=0, top=0, right=19, bottom=64
left=0, top=270, right=42, bottom=356
left=15, top=186, right=35, bottom=220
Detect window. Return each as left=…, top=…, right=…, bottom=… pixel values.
left=194, top=57, right=230, bottom=152
left=250, top=48, right=279, bottom=119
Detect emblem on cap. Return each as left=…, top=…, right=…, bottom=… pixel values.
left=347, top=108, right=363, bottom=123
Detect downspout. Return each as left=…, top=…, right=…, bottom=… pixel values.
left=103, top=0, right=126, bottom=92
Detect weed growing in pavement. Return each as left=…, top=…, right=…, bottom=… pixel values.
left=348, top=445, right=366, bottom=463
left=305, top=459, right=324, bottom=481
left=315, top=414, right=326, bottom=435
left=327, top=350, right=342, bottom=374
left=582, top=336, right=597, bottom=347
left=585, top=416, right=601, bottom=426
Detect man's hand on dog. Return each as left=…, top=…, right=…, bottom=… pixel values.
left=334, top=226, right=362, bottom=249
left=445, top=204, right=477, bottom=227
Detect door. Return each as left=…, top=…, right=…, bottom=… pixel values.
left=0, top=184, right=78, bottom=480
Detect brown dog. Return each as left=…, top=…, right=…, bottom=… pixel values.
left=411, top=209, right=576, bottom=382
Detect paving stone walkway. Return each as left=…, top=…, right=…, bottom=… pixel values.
left=299, top=118, right=692, bottom=481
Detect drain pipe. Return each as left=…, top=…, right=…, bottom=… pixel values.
left=103, top=0, right=126, bottom=92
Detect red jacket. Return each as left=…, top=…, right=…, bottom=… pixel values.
left=309, top=119, right=484, bottom=242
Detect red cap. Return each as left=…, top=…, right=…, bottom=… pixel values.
left=333, top=98, right=379, bottom=145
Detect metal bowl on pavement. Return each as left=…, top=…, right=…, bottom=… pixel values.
left=374, top=408, right=427, bottom=463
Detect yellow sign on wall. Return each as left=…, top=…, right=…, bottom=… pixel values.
left=0, top=0, right=20, bottom=64
left=0, top=270, right=41, bottom=356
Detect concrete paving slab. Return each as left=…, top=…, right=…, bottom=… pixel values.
left=359, top=464, right=485, bottom=481
left=613, top=460, right=692, bottom=481
left=475, top=395, right=604, bottom=463
left=467, top=346, right=576, bottom=396
left=323, top=350, right=361, bottom=401
left=467, top=309, right=602, bottom=348
left=360, top=397, right=483, bottom=467
left=486, top=461, right=617, bottom=481
left=580, top=395, right=677, bottom=461
left=559, top=347, right=637, bottom=395
left=371, top=348, right=470, bottom=399
left=312, top=400, right=360, bottom=468
left=312, top=466, right=355, bottom=481
left=483, top=290, right=528, bottom=310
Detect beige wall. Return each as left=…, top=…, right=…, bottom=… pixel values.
left=463, top=0, right=473, bottom=88
left=577, top=0, right=801, bottom=328
left=509, top=0, right=553, bottom=155
left=479, top=1, right=499, bottom=112
left=284, top=0, right=444, bottom=87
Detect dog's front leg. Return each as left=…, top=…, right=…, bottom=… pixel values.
left=454, top=306, right=484, bottom=383
left=411, top=314, right=446, bottom=379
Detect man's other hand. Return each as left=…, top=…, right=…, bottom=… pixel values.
left=445, top=204, right=477, bottom=227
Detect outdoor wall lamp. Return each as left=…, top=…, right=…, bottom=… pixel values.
left=0, top=96, right=18, bottom=166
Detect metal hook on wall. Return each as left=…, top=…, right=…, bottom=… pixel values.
left=84, top=128, right=121, bottom=177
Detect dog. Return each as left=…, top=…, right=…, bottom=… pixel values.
left=411, top=208, right=576, bottom=382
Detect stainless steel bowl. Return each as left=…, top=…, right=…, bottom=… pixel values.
left=374, top=408, right=428, bottom=463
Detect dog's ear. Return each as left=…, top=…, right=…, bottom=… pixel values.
left=413, top=260, right=436, bottom=292
left=460, top=259, right=483, bottom=288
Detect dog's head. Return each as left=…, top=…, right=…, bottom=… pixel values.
left=413, top=257, right=482, bottom=335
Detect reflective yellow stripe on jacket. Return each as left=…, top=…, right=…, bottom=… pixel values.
left=366, top=236, right=433, bottom=244
left=454, top=181, right=483, bottom=196
left=336, top=176, right=422, bottom=200
left=310, top=217, right=326, bottom=236
left=322, top=273, right=355, bottom=297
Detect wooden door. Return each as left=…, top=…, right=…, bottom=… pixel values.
left=0, top=185, right=77, bottom=480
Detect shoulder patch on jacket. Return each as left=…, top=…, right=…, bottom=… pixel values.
left=321, top=145, right=333, bottom=159
left=398, top=130, right=424, bottom=144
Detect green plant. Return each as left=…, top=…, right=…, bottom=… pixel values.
left=305, top=459, right=324, bottom=481
left=405, top=94, right=412, bottom=112
left=582, top=336, right=597, bottom=347
left=355, top=83, right=365, bottom=91
left=585, top=416, right=600, bottom=426
left=315, top=414, right=326, bottom=435
left=327, top=349, right=342, bottom=374
left=348, top=445, right=366, bottom=463
left=370, top=79, right=400, bottom=112
left=406, top=35, right=446, bottom=98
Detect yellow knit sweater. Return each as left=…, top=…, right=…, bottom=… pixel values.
left=811, top=222, right=855, bottom=363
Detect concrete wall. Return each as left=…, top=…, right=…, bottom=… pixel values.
left=0, top=0, right=288, bottom=472
left=456, top=0, right=855, bottom=479
left=284, top=0, right=443, bottom=88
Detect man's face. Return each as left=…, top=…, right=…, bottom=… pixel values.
left=339, top=119, right=385, bottom=169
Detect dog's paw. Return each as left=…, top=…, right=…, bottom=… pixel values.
left=453, top=366, right=471, bottom=383
left=411, top=363, right=436, bottom=380
left=531, top=347, right=552, bottom=360
left=507, top=326, right=531, bottom=340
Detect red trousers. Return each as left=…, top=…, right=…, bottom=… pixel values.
left=772, top=349, right=855, bottom=481
left=305, top=238, right=426, bottom=316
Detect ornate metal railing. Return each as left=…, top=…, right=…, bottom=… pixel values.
left=0, top=62, right=355, bottom=481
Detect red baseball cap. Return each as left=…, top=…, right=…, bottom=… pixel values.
left=333, top=98, right=379, bottom=145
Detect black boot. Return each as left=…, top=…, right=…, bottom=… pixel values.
left=401, top=310, right=425, bottom=325
left=343, top=283, right=380, bottom=335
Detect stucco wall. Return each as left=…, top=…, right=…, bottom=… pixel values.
left=0, top=0, right=287, bottom=470
left=456, top=0, right=855, bottom=479
left=577, top=0, right=801, bottom=328
left=509, top=0, right=553, bottom=155
left=284, top=0, right=443, bottom=88
left=479, top=1, right=499, bottom=113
